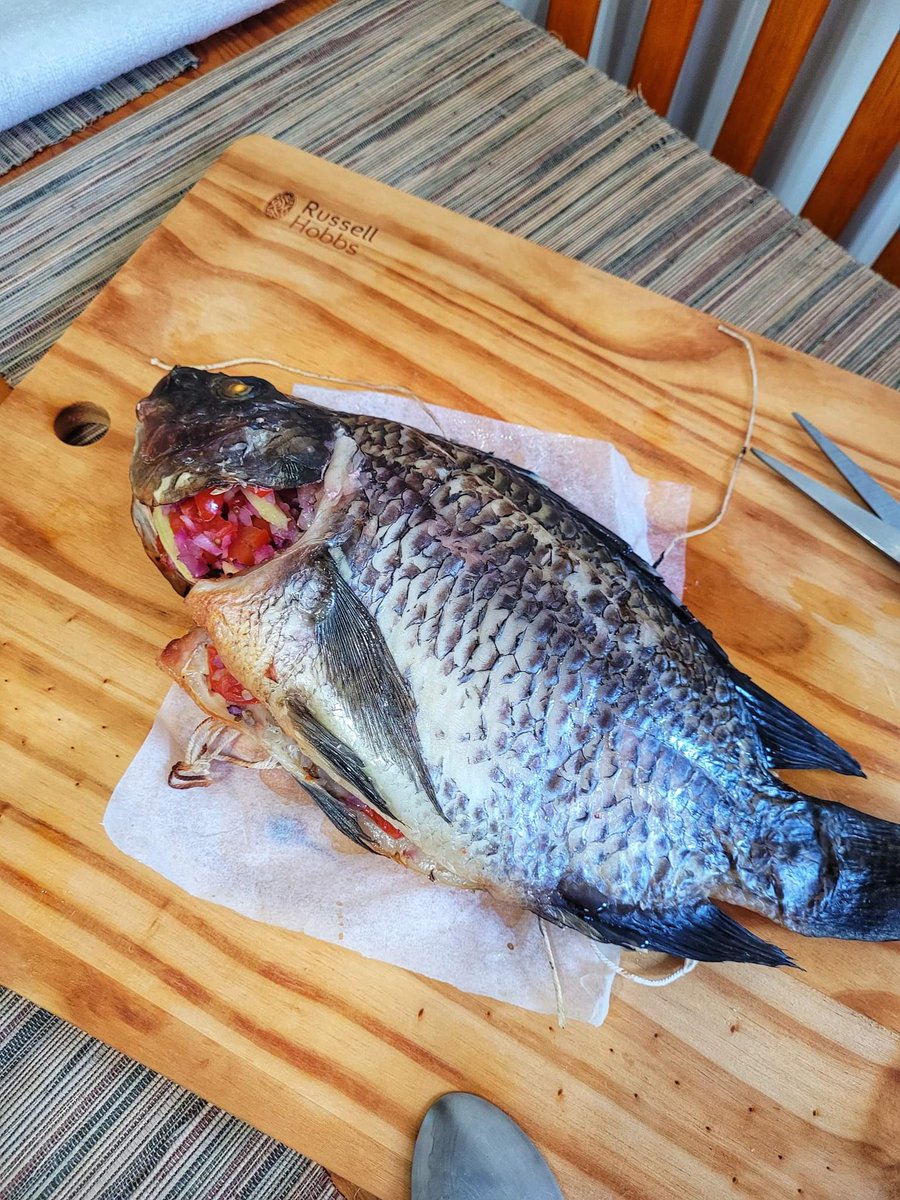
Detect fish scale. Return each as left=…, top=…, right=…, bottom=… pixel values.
left=131, top=369, right=900, bottom=966
left=340, top=418, right=758, bottom=903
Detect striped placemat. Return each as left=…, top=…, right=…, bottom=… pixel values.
left=0, top=0, right=897, bottom=391
left=0, top=988, right=341, bottom=1199
left=0, top=50, right=198, bottom=176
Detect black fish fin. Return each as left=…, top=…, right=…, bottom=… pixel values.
left=313, top=552, right=446, bottom=820
left=295, top=774, right=379, bottom=854
left=735, top=673, right=863, bottom=777
left=287, top=699, right=398, bottom=821
left=551, top=880, right=794, bottom=967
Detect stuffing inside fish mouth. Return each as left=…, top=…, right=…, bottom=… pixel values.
left=130, top=366, right=900, bottom=968
left=131, top=367, right=335, bottom=595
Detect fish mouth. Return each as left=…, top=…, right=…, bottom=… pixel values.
left=134, top=479, right=323, bottom=593
left=130, top=367, right=339, bottom=592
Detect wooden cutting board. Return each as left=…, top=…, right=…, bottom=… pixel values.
left=1, top=137, right=897, bottom=1199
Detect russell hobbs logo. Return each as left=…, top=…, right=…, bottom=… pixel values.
left=264, top=191, right=296, bottom=219
left=263, top=194, right=379, bottom=257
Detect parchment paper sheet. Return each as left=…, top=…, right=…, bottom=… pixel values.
left=105, top=387, right=691, bottom=1025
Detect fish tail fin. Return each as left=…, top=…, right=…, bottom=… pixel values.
left=757, top=795, right=900, bottom=943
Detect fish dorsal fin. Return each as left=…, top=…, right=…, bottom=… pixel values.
left=734, top=672, right=863, bottom=777
left=550, top=879, right=794, bottom=967
left=289, top=550, right=446, bottom=822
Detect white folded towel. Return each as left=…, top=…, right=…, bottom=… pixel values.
left=2, top=0, right=278, bottom=129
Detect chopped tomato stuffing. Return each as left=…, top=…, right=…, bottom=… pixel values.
left=207, top=645, right=255, bottom=706
left=230, top=524, right=270, bottom=566
left=363, top=808, right=405, bottom=840
left=194, top=489, right=226, bottom=519
left=342, top=791, right=404, bottom=839
left=162, top=483, right=302, bottom=581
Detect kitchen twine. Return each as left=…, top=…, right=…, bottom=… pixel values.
left=149, top=324, right=758, bottom=1019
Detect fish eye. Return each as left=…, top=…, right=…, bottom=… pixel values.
left=222, top=379, right=253, bottom=397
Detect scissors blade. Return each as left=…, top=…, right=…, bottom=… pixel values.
left=752, top=449, right=900, bottom=565
left=793, top=412, right=900, bottom=529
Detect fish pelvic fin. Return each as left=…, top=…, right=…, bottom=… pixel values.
left=761, top=796, right=900, bottom=943
left=288, top=700, right=399, bottom=822
left=295, top=771, right=380, bottom=855
left=735, top=672, right=863, bottom=777
left=547, top=879, right=794, bottom=967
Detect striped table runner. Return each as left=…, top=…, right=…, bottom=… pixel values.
left=0, top=989, right=340, bottom=1199
left=0, top=0, right=897, bottom=389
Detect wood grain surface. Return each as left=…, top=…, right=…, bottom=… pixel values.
left=1, top=138, right=898, bottom=1200
left=629, top=0, right=703, bottom=117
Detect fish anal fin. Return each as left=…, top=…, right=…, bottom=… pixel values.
left=736, top=673, right=863, bottom=777
left=551, top=878, right=795, bottom=967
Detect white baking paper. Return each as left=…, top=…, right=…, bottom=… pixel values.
left=105, top=387, right=691, bottom=1025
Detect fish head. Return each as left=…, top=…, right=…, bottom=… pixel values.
left=130, top=367, right=338, bottom=593
left=131, top=367, right=336, bottom=504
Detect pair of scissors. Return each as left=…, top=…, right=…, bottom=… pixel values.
left=753, top=414, right=900, bottom=566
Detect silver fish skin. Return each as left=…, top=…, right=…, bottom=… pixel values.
left=132, top=369, right=900, bottom=966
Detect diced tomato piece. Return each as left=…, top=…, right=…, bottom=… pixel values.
left=205, top=515, right=235, bottom=544
left=363, top=807, right=405, bottom=840
left=342, top=791, right=404, bottom=839
left=229, top=524, right=271, bottom=566
left=206, top=645, right=255, bottom=705
left=194, top=489, right=226, bottom=519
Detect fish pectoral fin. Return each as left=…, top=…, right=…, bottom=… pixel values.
left=735, top=672, right=863, bottom=777
left=287, top=699, right=399, bottom=822
left=550, top=880, right=795, bottom=967
left=311, top=552, right=446, bottom=820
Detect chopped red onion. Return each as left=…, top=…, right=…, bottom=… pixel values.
left=164, top=482, right=320, bottom=581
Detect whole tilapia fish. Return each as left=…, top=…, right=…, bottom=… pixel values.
left=131, top=367, right=899, bottom=965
